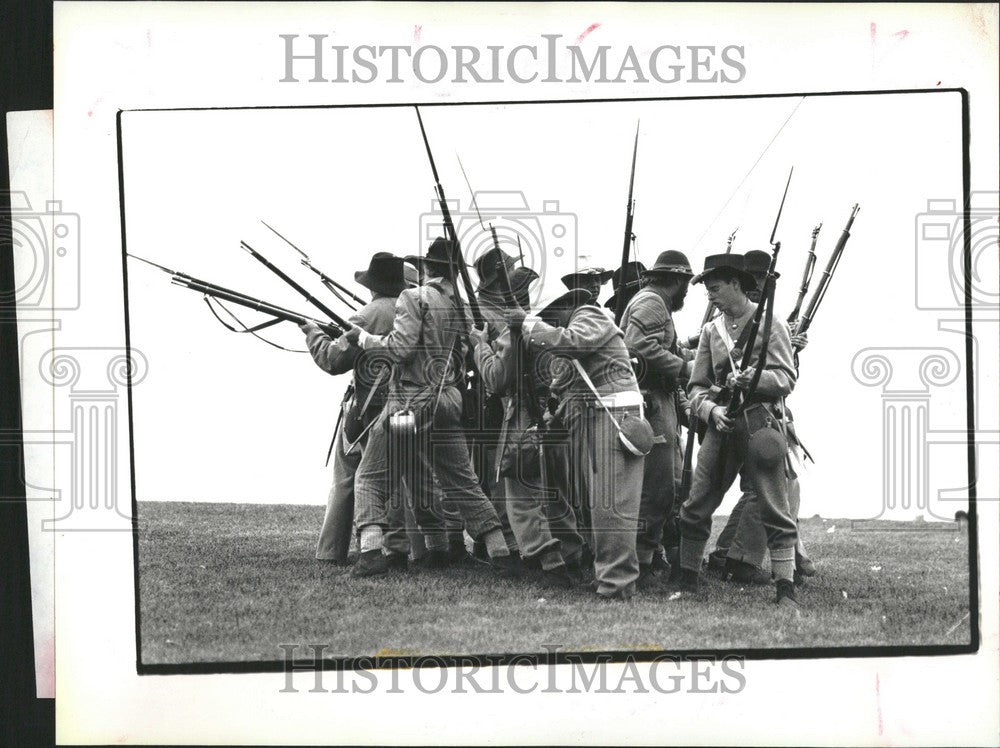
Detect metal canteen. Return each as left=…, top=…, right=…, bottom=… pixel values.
left=388, top=409, right=417, bottom=440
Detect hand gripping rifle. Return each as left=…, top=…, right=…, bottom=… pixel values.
left=724, top=166, right=793, bottom=418
left=796, top=204, right=860, bottom=342
left=786, top=223, right=822, bottom=327
left=259, top=220, right=364, bottom=311
left=613, top=122, right=640, bottom=325
left=128, top=254, right=345, bottom=339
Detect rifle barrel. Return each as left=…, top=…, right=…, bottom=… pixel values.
left=260, top=220, right=366, bottom=307
left=240, top=241, right=350, bottom=329
left=175, top=277, right=342, bottom=338
left=614, top=122, right=640, bottom=325
left=413, top=106, right=484, bottom=329
left=799, top=203, right=859, bottom=334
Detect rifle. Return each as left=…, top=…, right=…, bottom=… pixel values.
left=724, top=167, right=793, bottom=418
left=239, top=240, right=352, bottom=330
left=260, top=220, right=364, bottom=311
left=700, top=227, right=739, bottom=328
left=414, top=107, right=484, bottom=331
left=456, top=153, right=520, bottom=313
left=787, top=223, right=822, bottom=327
left=797, top=204, right=860, bottom=340
left=613, top=122, right=640, bottom=325
left=128, top=254, right=345, bottom=338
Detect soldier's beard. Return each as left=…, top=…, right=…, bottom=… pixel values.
left=671, top=288, right=688, bottom=311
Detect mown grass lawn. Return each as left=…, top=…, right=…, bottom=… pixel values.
left=137, top=501, right=972, bottom=664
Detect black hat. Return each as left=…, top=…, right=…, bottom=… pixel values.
left=473, top=247, right=518, bottom=291
left=509, top=266, right=539, bottom=294
left=561, top=267, right=614, bottom=290
left=603, top=261, right=646, bottom=310
left=691, top=253, right=756, bottom=288
left=742, top=250, right=771, bottom=276
left=354, top=252, right=406, bottom=296
left=642, top=250, right=694, bottom=278
left=537, top=289, right=594, bottom=326
left=408, top=237, right=466, bottom=268
left=742, top=250, right=781, bottom=291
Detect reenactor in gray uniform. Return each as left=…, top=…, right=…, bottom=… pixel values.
left=620, top=250, right=695, bottom=588
left=677, top=253, right=801, bottom=607
left=346, top=238, right=517, bottom=578
left=603, top=261, right=647, bottom=317
left=300, top=252, right=409, bottom=566
left=509, top=288, right=651, bottom=600
left=471, top=282, right=588, bottom=587
left=708, top=250, right=816, bottom=585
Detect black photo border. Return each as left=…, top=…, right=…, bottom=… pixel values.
left=117, top=87, right=980, bottom=676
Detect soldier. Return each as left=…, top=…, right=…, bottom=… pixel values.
left=300, top=252, right=409, bottom=567
left=345, top=238, right=517, bottom=578
left=561, top=267, right=614, bottom=305
left=620, top=250, right=694, bottom=589
left=508, top=288, right=651, bottom=600
left=509, top=266, right=540, bottom=312
left=470, top=277, right=588, bottom=587
left=676, top=253, right=801, bottom=607
left=603, top=261, right=647, bottom=317
left=708, top=250, right=816, bottom=584
left=470, top=247, right=522, bottom=556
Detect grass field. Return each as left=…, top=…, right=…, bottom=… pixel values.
left=137, top=501, right=972, bottom=664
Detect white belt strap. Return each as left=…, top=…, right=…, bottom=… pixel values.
left=571, top=360, right=644, bottom=422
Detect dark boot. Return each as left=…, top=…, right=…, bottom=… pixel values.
left=725, top=558, right=772, bottom=586
left=448, top=535, right=469, bottom=563
left=350, top=550, right=389, bottom=578
left=637, top=561, right=671, bottom=591
left=775, top=579, right=801, bottom=608
left=707, top=549, right=728, bottom=572
left=490, top=553, right=523, bottom=579
left=413, top=549, right=451, bottom=571
left=678, top=567, right=700, bottom=593
left=385, top=552, right=409, bottom=572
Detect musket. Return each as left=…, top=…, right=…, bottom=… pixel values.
left=700, top=227, right=739, bottom=327
left=787, top=223, right=822, bottom=326
left=128, top=254, right=344, bottom=338
left=725, top=167, right=793, bottom=417
left=239, top=240, right=352, bottom=330
left=677, top=411, right=698, bottom=507
left=613, top=121, right=640, bottom=325
left=414, top=107, right=484, bottom=330
left=260, top=220, right=363, bottom=310
left=457, top=153, right=520, bottom=311
left=797, top=204, right=860, bottom=340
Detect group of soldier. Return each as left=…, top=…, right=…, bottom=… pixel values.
left=299, top=236, right=815, bottom=607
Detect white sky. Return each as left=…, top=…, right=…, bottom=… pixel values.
left=121, top=91, right=972, bottom=520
